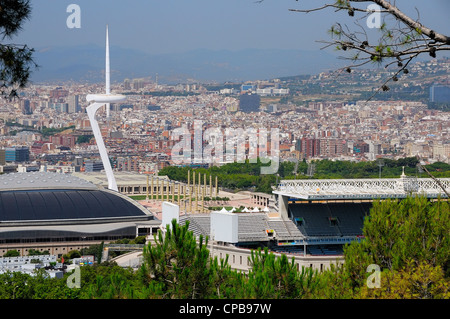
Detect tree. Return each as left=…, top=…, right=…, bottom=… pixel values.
left=343, top=196, right=450, bottom=290
left=0, top=0, right=37, bottom=98
left=82, top=273, right=139, bottom=299
left=208, top=255, right=247, bottom=299
left=139, top=219, right=215, bottom=298
left=0, top=271, right=34, bottom=299
left=29, top=269, right=81, bottom=299
left=3, top=250, right=20, bottom=257
left=288, top=0, right=449, bottom=98
left=76, top=135, right=93, bottom=144
left=313, top=262, right=356, bottom=299
left=358, top=261, right=450, bottom=299
left=247, top=247, right=320, bottom=298
left=28, top=249, right=49, bottom=256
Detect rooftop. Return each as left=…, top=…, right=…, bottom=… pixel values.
left=71, top=171, right=169, bottom=188
left=0, top=172, right=98, bottom=191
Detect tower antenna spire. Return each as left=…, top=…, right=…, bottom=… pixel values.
left=105, top=25, right=111, bottom=118
left=86, top=25, right=127, bottom=192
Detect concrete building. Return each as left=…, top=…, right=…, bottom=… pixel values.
left=239, top=93, right=260, bottom=113
left=433, top=144, right=450, bottom=162
left=320, top=139, right=346, bottom=157
left=250, top=192, right=273, bottom=208
left=72, top=171, right=170, bottom=195
left=49, top=87, right=69, bottom=99
left=68, top=95, right=81, bottom=113
left=0, top=255, right=63, bottom=278
left=84, top=160, right=104, bottom=172
left=0, top=149, right=5, bottom=166
left=430, top=84, right=450, bottom=103
left=5, top=146, right=30, bottom=163
left=163, top=206, right=344, bottom=272
left=299, top=138, right=321, bottom=159
left=20, top=99, right=32, bottom=115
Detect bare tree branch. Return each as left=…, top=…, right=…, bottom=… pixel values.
left=288, top=0, right=450, bottom=98
left=370, top=0, right=450, bottom=44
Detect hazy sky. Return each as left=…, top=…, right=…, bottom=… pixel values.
left=13, top=0, right=450, bottom=55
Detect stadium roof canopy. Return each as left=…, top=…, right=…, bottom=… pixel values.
left=0, top=172, right=152, bottom=224
left=273, top=177, right=450, bottom=201
left=0, top=172, right=160, bottom=245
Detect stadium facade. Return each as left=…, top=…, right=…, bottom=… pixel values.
left=2, top=169, right=448, bottom=272
left=0, top=172, right=160, bottom=257
left=176, top=173, right=449, bottom=271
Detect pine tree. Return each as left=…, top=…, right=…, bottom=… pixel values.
left=247, top=247, right=320, bottom=298
left=140, top=219, right=215, bottom=298
left=343, top=196, right=450, bottom=290
left=0, top=0, right=37, bottom=98
left=358, top=260, right=450, bottom=299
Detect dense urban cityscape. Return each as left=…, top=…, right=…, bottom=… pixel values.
left=1, top=58, right=448, bottom=176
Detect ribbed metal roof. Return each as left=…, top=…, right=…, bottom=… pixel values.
left=0, top=189, right=149, bottom=222
left=0, top=172, right=98, bottom=191
left=274, top=178, right=450, bottom=200
left=0, top=172, right=153, bottom=223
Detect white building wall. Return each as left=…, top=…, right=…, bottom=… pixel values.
left=210, top=211, right=239, bottom=243
left=209, top=244, right=343, bottom=273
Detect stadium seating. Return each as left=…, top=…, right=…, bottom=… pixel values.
left=179, top=214, right=211, bottom=238
left=266, top=220, right=304, bottom=240
left=326, top=203, right=366, bottom=236
left=289, top=202, right=371, bottom=238
left=289, top=203, right=340, bottom=237
left=270, top=245, right=305, bottom=256
left=307, top=245, right=343, bottom=256
left=237, top=213, right=269, bottom=242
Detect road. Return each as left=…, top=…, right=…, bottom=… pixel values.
left=111, top=251, right=143, bottom=269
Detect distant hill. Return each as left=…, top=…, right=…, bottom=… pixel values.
left=30, top=45, right=347, bottom=84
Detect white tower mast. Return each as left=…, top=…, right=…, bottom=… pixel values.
left=105, top=25, right=111, bottom=118
left=86, top=26, right=126, bottom=192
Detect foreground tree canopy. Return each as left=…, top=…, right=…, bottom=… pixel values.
left=0, top=0, right=36, bottom=98
left=0, top=196, right=448, bottom=299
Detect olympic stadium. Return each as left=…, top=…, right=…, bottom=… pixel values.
left=0, top=172, right=160, bottom=257
left=1, top=169, right=448, bottom=272
left=176, top=173, right=449, bottom=270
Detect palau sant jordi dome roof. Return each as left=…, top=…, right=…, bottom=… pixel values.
left=0, top=172, right=159, bottom=245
